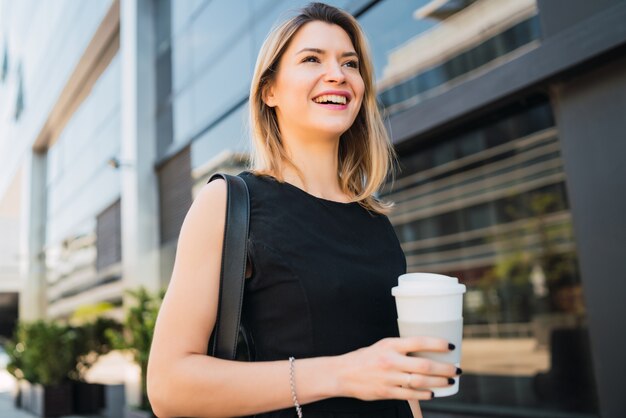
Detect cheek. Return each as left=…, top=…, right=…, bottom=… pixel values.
left=347, top=71, right=365, bottom=101
left=280, top=73, right=313, bottom=106
left=355, top=77, right=366, bottom=100
left=353, top=78, right=366, bottom=110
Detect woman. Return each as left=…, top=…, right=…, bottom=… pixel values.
left=147, top=3, right=460, bottom=417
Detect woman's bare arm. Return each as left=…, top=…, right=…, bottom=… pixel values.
left=147, top=178, right=456, bottom=417
left=147, top=179, right=338, bottom=417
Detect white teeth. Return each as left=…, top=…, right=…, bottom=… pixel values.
left=313, top=94, right=347, bottom=105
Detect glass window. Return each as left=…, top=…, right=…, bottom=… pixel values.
left=359, top=0, right=541, bottom=115
left=190, top=104, right=248, bottom=171
left=386, top=96, right=599, bottom=417
left=171, top=0, right=205, bottom=38
left=171, top=0, right=253, bottom=144
left=171, top=25, right=194, bottom=93
left=46, top=53, right=121, bottom=247
left=173, top=85, right=194, bottom=145
left=155, top=1, right=174, bottom=157
left=191, top=41, right=251, bottom=136
left=164, top=0, right=376, bottom=154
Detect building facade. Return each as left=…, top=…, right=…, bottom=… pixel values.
left=0, top=0, right=624, bottom=416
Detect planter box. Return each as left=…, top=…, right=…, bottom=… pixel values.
left=72, top=381, right=105, bottom=414
left=18, top=380, right=34, bottom=412
left=30, top=382, right=74, bottom=417
left=126, top=407, right=157, bottom=418
left=103, top=383, right=126, bottom=418
left=12, top=381, right=21, bottom=408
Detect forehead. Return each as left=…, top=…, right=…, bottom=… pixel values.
left=286, top=20, right=356, bottom=52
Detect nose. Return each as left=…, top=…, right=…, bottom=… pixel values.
left=323, top=60, right=346, bottom=84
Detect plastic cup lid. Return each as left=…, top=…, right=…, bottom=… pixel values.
left=391, top=273, right=466, bottom=296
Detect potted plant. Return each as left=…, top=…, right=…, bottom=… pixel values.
left=15, top=320, right=76, bottom=417
left=4, top=321, right=40, bottom=412
left=69, top=305, right=123, bottom=415
left=4, top=322, right=35, bottom=408
left=106, top=286, right=165, bottom=418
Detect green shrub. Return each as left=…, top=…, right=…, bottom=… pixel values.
left=106, top=286, right=166, bottom=412
left=4, top=327, right=30, bottom=381
left=16, top=320, right=76, bottom=386
left=70, top=316, right=123, bottom=381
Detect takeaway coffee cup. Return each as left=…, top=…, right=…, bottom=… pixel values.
left=391, top=273, right=466, bottom=397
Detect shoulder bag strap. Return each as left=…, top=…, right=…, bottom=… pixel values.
left=206, top=172, right=250, bottom=360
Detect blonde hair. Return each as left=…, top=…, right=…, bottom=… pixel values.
left=248, top=2, right=398, bottom=215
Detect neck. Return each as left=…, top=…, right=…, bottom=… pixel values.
left=276, top=130, right=348, bottom=201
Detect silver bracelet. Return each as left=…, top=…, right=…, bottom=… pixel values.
left=288, top=356, right=303, bottom=417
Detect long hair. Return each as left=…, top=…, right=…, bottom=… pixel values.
left=248, top=2, right=398, bottom=214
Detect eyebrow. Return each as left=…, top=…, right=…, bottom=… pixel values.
left=295, top=48, right=358, bottom=58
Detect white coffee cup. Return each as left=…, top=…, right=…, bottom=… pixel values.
left=391, top=273, right=466, bottom=397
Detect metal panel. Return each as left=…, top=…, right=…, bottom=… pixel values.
left=551, top=54, right=626, bottom=418
left=96, top=199, right=122, bottom=271
left=158, top=146, right=193, bottom=244
left=538, top=0, right=625, bottom=39
left=389, top=0, right=626, bottom=147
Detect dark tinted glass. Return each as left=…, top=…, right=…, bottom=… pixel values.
left=384, top=97, right=599, bottom=416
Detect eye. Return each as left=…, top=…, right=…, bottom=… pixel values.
left=344, top=60, right=359, bottom=69
left=302, top=55, right=320, bottom=63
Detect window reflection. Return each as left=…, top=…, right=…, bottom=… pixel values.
left=157, top=0, right=600, bottom=415
left=360, top=0, right=541, bottom=115
left=43, top=50, right=122, bottom=317
left=385, top=96, right=598, bottom=415
left=166, top=0, right=373, bottom=149
left=46, top=53, right=121, bottom=249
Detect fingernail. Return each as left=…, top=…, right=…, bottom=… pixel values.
left=448, top=343, right=456, bottom=350
left=456, top=367, right=463, bottom=375
left=431, top=391, right=435, bottom=399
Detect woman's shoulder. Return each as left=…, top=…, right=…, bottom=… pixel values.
left=193, top=177, right=228, bottom=227
left=236, top=169, right=282, bottom=198
left=237, top=169, right=274, bottom=183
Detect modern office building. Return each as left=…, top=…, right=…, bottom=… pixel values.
left=0, top=0, right=624, bottom=417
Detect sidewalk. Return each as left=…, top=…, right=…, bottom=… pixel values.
left=0, top=391, right=34, bottom=418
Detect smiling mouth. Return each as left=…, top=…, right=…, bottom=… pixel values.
left=312, top=94, right=349, bottom=105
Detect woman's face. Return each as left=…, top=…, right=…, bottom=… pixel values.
left=264, top=21, right=365, bottom=142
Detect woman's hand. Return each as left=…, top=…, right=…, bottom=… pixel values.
left=334, top=336, right=460, bottom=401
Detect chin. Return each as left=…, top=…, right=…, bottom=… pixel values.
left=312, top=121, right=355, bottom=136
left=314, top=127, right=351, bottom=139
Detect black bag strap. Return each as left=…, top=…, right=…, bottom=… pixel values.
left=206, top=172, right=250, bottom=360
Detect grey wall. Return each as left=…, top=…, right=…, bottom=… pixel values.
left=538, top=0, right=625, bottom=38
left=390, top=0, right=626, bottom=147
left=551, top=53, right=626, bottom=418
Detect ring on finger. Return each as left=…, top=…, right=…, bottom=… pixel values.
left=403, top=373, right=413, bottom=388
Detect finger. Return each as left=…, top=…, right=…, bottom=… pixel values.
left=394, top=373, right=454, bottom=389
left=392, top=336, right=452, bottom=354
left=395, top=355, right=458, bottom=378
left=386, top=386, right=434, bottom=401
left=392, top=372, right=453, bottom=389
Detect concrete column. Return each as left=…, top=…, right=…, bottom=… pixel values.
left=119, top=0, right=160, bottom=296
left=120, top=0, right=160, bottom=411
left=18, top=152, right=47, bottom=321
left=551, top=55, right=626, bottom=418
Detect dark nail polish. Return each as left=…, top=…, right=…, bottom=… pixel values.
left=447, top=377, right=455, bottom=384
left=431, top=391, right=435, bottom=399
left=456, top=367, right=463, bottom=375
left=448, top=343, right=456, bottom=350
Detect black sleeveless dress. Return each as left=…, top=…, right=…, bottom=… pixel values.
left=238, top=171, right=413, bottom=418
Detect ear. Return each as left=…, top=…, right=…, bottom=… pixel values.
left=262, top=83, right=277, bottom=108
